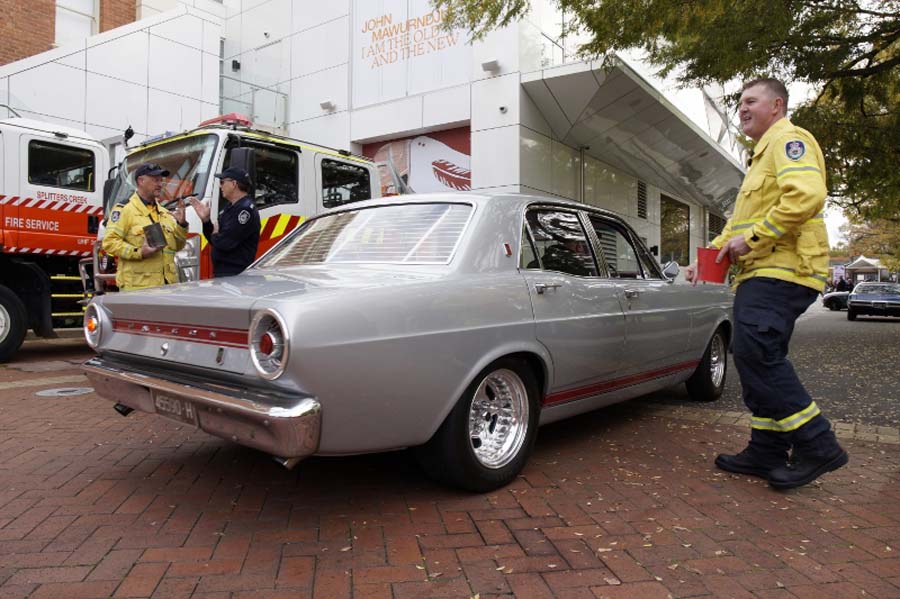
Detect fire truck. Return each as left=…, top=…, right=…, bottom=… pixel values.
left=0, top=115, right=109, bottom=362
left=84, top=113, right=381, bottom=293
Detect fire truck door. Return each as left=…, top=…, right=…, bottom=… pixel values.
left=223, top=141, right=302, bottom=256
left=17, top=135, right=99, bottom=255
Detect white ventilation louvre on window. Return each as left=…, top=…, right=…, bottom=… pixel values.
left=637, top=181, right=647, bottom=219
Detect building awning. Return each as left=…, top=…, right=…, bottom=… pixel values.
left=846, top=255, right=882, bottom=269
left=521, top=57, right=745, bottom=213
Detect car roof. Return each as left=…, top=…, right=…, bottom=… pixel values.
left=856, top=281, right=899, bottom=288
left=323, top=191, right=628, bottom=224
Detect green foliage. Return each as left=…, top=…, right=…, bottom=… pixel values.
left=841, top=218, right=900, bottom=272
left=434, top=0, right=900, bottom=221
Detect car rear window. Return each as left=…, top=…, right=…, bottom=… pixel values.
left=856, top=284, right=900, bottom=294
left=257, top=202, right=473, bottom=266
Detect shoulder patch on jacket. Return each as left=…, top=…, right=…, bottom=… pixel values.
left=238, top=210, right=250, bottom=225
left=784, top=140, right=806, bottom=161
left=110, top=210, right=121, bottom=223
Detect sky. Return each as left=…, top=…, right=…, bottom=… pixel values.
left=620, top=54, right=848, bottom=246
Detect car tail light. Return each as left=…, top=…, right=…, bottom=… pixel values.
left=249, top=309, right=289, bottom=380
left=83, top=303, right=102, bottom=349
left=259, top=331, right=276, bottom=356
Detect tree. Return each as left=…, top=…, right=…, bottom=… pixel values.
left=434, top=0, right=900, bottom=221
left=841, top=218, right=900, bottom=271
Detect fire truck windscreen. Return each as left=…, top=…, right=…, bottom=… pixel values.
left=106, top=133, right=218, bottom=214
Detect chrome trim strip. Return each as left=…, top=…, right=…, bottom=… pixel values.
left=83, top=357, right=320, bottom=459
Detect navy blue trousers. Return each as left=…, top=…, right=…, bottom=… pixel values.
left=733, top=277, right=840, bottom=460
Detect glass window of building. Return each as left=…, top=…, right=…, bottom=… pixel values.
left=55, top=0, right=96, bottom=47
left=708, top=213, right=727, bottom=244
left=660, top=195, right=690, bottom=265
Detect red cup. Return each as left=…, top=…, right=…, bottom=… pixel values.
left=696, top=247, right=730, bottom=283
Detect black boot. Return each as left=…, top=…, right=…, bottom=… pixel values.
left=715, top=449, right=785, bottom=478
left=768, top=448, right=848, bottom=489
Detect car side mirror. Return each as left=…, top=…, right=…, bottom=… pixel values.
left=662, top=261, right=680, bottom=281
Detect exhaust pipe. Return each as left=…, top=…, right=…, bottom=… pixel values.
left=113, top=403, right=134, bottom=417
left=272, top=456, right=301, bottom=470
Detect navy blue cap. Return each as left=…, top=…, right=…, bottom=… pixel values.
left=215, top=167, right=252, bottom=186
left=134, top=163, right=170, bottom=178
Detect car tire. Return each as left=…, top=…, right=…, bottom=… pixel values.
left=685, top=326, right=727, bottom=402
left=847, top=308, right=856, bottom=321
left=828, top=302, right=838, bottom=311
left=0, top=285, right=28, bottom=364
left=415, top=357, right=540, bottom=492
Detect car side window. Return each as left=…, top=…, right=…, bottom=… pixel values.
left=635, top=241, right=663, bottom=279
left=588, top=215, right=644, bottom=279
left=519, top=224, right=539, bottom=269
left=523, top=209, right=598, bottom=277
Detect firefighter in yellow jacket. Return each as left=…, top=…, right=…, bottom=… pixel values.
left=102, top=163, right=188, bottom=290
left=686, top=78, right=847, bottom=489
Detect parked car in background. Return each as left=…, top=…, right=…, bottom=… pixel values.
left=82, top=193, right=733, bottom=491
left=847, top=282, right=900, bottom=321
left=822, top=290, right=849, bottom=311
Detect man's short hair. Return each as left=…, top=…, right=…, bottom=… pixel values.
left=742, top=77, right=789, bottom=112
left=235, top=180, right=251, bottom=193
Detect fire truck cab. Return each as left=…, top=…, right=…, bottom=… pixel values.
left=87, top=114, right=380, bottom=291
left=0, top=117, right=109, bottom=362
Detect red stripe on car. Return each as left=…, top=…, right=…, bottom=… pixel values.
left=543, top=361, right=701, bottom=406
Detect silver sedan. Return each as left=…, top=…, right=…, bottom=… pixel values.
left=83, top=193, right=733, bottom=491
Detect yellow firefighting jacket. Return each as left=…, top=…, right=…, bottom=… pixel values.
left=102, top=192, right=188, bottom=290
left=711, top=118, right=829, bottom=292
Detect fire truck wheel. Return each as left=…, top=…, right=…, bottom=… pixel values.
left=0, top=286, right=27, bottom=363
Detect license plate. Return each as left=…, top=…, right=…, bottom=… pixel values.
left=153, top=392, right=197, bottom=425
left=873, top=302, right=886, bottom=310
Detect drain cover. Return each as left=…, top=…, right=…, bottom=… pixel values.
left=35, top=387, right=94, bottom=397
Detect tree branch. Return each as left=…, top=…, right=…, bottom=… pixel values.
left=830, top=53, right=900, bottom=79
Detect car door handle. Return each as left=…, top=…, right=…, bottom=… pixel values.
left=624, top=288, right=641, bottom=299
left=534, top=283, right=562, bottom=294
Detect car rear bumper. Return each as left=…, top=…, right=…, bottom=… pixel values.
left=848, top=301, right=900, bottom=317
left=83, top=356, right=321, bottom=460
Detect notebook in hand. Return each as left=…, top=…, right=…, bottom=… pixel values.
left=143, top=222, right=166, bottom=249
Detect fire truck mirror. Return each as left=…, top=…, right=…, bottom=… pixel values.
left=228, top=147, right=258, bottom=191
left=103, top=178, right=116, bottom=208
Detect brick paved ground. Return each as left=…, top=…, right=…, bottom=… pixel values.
left=1, top=341, right=898, bottom=598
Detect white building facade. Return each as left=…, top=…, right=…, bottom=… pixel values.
left=1, top=0, right=744, bottom=264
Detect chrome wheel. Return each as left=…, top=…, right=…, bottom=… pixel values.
left=0, top=304, right=8, bottom=344
left=468, top=368, right=529, bottom=469
left=709, top=332, right=726, bottom=388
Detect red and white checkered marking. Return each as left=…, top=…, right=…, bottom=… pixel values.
left=0, top=194, right=103, bottom=215
left=3, top=247, right=92, bottom=256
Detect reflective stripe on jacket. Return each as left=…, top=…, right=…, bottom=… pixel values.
left=102, top=193, right=188, bottom=290
left=711, top=118, right=829, bottom=292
